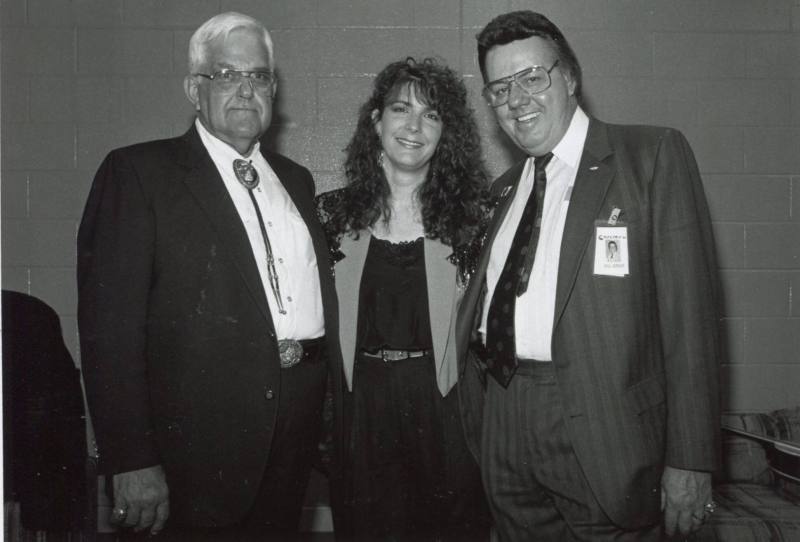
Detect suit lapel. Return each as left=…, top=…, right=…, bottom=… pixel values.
left=177, top=128, right=274, bottom=326
left=336, top=232, right=371, bottom=390
left=553, top=119, right=615, bottom=328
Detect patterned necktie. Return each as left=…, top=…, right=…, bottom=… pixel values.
left=485, top=152, right=553, bottom=387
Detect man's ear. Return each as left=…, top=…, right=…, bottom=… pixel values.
left=184, top=75, right=201, bottom=111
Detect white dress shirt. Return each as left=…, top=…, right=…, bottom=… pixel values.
left=196, top=119, right=324, bottom=340
left=480, top=107, right=589, bottom=360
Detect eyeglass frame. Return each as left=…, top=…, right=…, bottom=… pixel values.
left=482, top=60, right=560, bottom=108
left=193, top=68, right=277, bottom=94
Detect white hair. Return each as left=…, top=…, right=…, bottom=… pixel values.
left=187, top=12, right=274, bottom=74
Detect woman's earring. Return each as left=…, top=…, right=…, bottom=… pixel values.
left=377, top=150, right=385, bottom=168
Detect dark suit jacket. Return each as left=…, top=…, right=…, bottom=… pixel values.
left=457, top=118, right=721, bottom=528
left=77, top=126, right=342, bottom=527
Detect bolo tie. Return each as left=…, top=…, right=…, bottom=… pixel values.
left=233, top=158, right=287, bottom=315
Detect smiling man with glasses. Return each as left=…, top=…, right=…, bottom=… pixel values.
left=456, top=10, right=721, bottom=541
left=78, top=11, right=342, bottom=541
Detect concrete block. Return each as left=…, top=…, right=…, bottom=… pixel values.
left=697, top=80, right=792, bottom=127
left=123, top=76, right=193, bottom=126
left=29, top=170, right=93, bottom=220
left=314, top=171, right=346, bottom=195
left=654, top=33, right=746, bottom=80
left=1, top=267, right=30, bottom=294
left=412, top=0, right=460, bottom=28
left=793, top=272, right=800, bottom=316
left=683, top=125, right=744, bottom=174
left=271, top=29, right=320, bottom=76
left=2, top=28, right=75, bottom=75
left=1, top=171, right=28, bottom=219
left=407, top=28, right=461, bottom=68
left=704, top=175, right=791, bottom=222
left=1, top=76, right=28, bottom=123
left=722, top=363, right=800, bottom=412
left=77, top=122, right=173, bottom=171
left=582, top=78, right=654, bottom=126
left=78, top=28, right=173, bottom=75
left=318, top=77, right=371, bottom=127
left=570, top=31, right=652, bottom=78
left=274, top=125, right=351, bottom=173
left=648, top=80, right=698, bottom=130
left=318, top=0, right=412, bottom=27
left=510, top=0, right=614, bottom=31
left=745, top=223, right=800, bottom=269
left=30, top=267, right=77, bottom=317
left=462, top=0, right=512, bottom=30
left=28, top=0, right=121, bottom=26
left=272, top=76, right=317, bottom=127
left=2, top=122, right=75, bottom=170
left=744, top=318, right=800, bottom=365
left=743, top=127, right=800, bottom=174
left=649, top=0, right=791, bottom=32
left=746, top=33, right=800, bottom=79
left=1, top=218, right=78, bottom=267
left=721, top=318, right=745, bottom=365
left=173, top=30, right=192, bottom=74
left=30, top=77, right=74, bottom=123
left=712, top=223, right=745, bottom=269
left=221, top=0, right=318, bottom=29
left=1, top=0, right=27, bottom=25
left=313, top=28, right=411, bottom=76
left=122, top=0, right=220, bottom=27
left=74, top=76, right=125, bottom=123
left=719, top=270, right=790, bottom=317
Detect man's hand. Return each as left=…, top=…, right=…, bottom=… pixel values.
left=112, top=465, right=170, bottom=534
left=661, top=465, right=712, bottom=537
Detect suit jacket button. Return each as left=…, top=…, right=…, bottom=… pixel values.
left=265, top=389, right=275, bottom=400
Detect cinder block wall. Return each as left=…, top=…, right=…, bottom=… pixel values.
left=2, top=0, right=799, bottom=413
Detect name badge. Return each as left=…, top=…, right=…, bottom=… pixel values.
left=594, top=226, right=629, bottom=276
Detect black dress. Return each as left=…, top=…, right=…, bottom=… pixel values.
left=336, top=236, right=489, bottom=541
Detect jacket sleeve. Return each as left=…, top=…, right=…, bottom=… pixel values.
left=77, top=149, right=161, bottom=475
left=651, top=129, right=721, bottom=472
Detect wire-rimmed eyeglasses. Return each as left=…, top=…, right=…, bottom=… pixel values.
left=482, top=60, right=560, bottom=107
left=194, top=68, right=276, bottom=93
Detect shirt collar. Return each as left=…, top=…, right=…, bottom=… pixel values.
left=195, top=118, right=261, bottom=165
left=551, top=105, right=589, bottom=170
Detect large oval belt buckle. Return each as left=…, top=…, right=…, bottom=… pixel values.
left=278, top=339, right=303, bottom=369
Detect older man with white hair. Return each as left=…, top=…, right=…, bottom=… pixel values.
left=78, top=12, right=342, bottom=540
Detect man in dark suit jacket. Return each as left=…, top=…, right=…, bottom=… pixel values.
left=78, top=12, right=342, bottom=540
left=456, top=11, right=720, bottom=540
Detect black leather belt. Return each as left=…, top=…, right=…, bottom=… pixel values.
left=278, top=337, right=326, bottom=369
left=361, top=348, right=432, bottom=362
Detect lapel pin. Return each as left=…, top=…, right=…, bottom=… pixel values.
left=589, top=166, right=599, bottom=171
left=500, top=185, right=512, bottom=197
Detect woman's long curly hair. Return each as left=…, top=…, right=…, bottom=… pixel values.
left=333, top=57, right=488, bottom=248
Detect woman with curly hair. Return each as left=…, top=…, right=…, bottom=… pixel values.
left=317, top=57, right=491, bottom=541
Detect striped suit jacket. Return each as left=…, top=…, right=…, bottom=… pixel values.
left=456, top=118, right=721, bottom=528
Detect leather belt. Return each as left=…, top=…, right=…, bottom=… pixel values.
left=278, top=337, right=325, bottom=369
left=361, top=348, right=432, bottom=362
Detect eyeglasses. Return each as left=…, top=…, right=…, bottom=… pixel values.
left=194, top=69, right=276, bottom=93
left=482, top=60, right=560, bottom=107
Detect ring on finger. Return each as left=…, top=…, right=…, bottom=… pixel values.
left=113, top=507, right=128, bottom=518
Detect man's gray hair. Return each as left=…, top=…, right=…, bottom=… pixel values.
left=188, top=12, right=274, bottom=73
